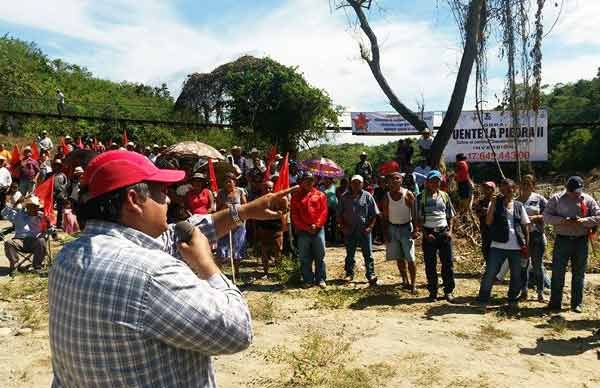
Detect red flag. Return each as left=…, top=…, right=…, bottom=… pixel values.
left=9, top=145, right=21, bottom=178
left=122, top=130, right=128, bottom=146
left=263, top=145, right=277, bottom=182
left=61, top=137, right=70, bottom=155
left=31, top=142, right=39, bottom=160
left=77, top=137, right=84, bottom=149
left=273, top=153, right=289, bottom=192
left=208, top=159, right=218, bottom=192
left=579, top=200, right=588, bottom=219
left=578, top=200, right=594, bottom=241
left=34, top=176, right=56, bottom=228
left=11, top=144, right=20, bottom=163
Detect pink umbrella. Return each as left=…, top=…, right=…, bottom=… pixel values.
left=301, top=157, right=344, bottom=178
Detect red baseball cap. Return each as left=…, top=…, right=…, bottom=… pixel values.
left=82, top=150, right=185, bottom=199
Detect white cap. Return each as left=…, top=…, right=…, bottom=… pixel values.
left=250, top=147, right=259, bottom=153
left=127, top=141, right=135, bottom=146
left=23, top=195, right=42, bottom=207
left=74, top=166, right=84, bottom=174
left=351, top=174, right=364, bottom=183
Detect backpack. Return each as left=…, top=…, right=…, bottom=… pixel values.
left=418, top=189, right=451, bottom=224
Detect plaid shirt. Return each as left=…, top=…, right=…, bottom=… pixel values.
left=48, top=215, right=253, bottom=388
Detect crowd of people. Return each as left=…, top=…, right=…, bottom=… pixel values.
left=0, top=128, right=596, bottom=388
left=1, top=130, right=599, bottom=315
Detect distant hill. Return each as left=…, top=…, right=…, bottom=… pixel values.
left=0, top=36, right=214, bottom=146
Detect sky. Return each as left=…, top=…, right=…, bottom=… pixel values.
left=1, top=0, right=599, bottom=146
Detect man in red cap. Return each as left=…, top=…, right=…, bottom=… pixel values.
left=48, top=150, right=295, bottom=388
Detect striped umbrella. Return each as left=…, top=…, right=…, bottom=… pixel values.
left=300, top=157, right=344, bottom=178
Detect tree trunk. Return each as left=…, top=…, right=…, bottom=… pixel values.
left=429, top=0, right=487, bottom=167
left=348, top=0, right=428, bottom=131
left=346, top=0, right=487, bottom=168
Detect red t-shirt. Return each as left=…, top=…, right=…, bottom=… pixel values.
left=455, top=160, right=470, bottom=183
left=185, top=188, right=212, bottom=215
left=291, top=188, right=328, bottom=232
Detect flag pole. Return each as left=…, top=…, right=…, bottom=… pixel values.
left=229, top=231, right=236, bottom=284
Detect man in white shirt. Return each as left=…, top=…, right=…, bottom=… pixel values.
left=246, top=148, right=265, bottom=171
left=0, top=156, right=12, bottom=213
left=38, top=130, right=54, bottom=152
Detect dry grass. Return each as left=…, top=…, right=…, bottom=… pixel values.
left=451, top=330, right=470, bottom=340
left=313, top=288, right=365, bottom=309
left=470, top=321, right=513, bottom=351
left=546, top=315, right=568, bottom=335
left=478, top=321, right=513, bottom=340
left=0, top=274, right=48, bottom=329
left=249, top=295, right=278, bottom=322
left=259, top=332, right=396, bottom=388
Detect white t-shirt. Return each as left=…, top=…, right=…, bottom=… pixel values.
left=0, top=167, right=12, bottom=189
left=490, top=203, right=531, bottom=250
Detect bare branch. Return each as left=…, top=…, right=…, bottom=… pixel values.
left=345, top=0, right=428, bottom=131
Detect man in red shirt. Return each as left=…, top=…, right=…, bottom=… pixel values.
left=291, top=171, right=328, bottom=288
left=454, top=153, right=473, bottom=213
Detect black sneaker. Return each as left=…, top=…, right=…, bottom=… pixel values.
left=368, top=277, right=378, bottom=286
left=445, top=293, right=455, bottom=303
left=427, top=294, right=437, bottom=302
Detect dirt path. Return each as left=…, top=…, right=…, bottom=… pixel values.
left=0, top=240, right=599, bottom=387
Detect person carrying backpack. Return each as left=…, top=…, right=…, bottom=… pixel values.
left=477, top=178, right=531, bottom=308
left=417, top=170, right=457, bottom=302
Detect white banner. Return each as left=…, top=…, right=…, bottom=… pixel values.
left=444, top=110, right=548, bottom=162
left=351, top=111, right=434, bottom=135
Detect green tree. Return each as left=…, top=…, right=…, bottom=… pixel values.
left=540, top=69, right=600, bottom=172
left=176, top=56, right=342, bottom=153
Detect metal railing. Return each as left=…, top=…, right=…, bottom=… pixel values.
left=0, top=96, right=227, bottom=128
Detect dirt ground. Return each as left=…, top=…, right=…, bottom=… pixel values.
left=0, top=228, right=599, bottom=387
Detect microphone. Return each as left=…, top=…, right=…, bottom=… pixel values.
left=174, top=221, right=195, bottom=243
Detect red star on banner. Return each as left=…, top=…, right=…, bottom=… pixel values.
left=353, top=113, right=370, bottom=131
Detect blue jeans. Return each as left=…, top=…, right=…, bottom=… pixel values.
left=344, top=231, right=375, bottom=280
left=422, top=230, right=455, bottom=296
left=479, top=247, right=522, bottom=303
left=297, top=229, right=326, bottom=284
left=549, top=235, right=588, bottom=309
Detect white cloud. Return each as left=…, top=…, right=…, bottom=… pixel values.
left=553, top=0, right=600, bottom=46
